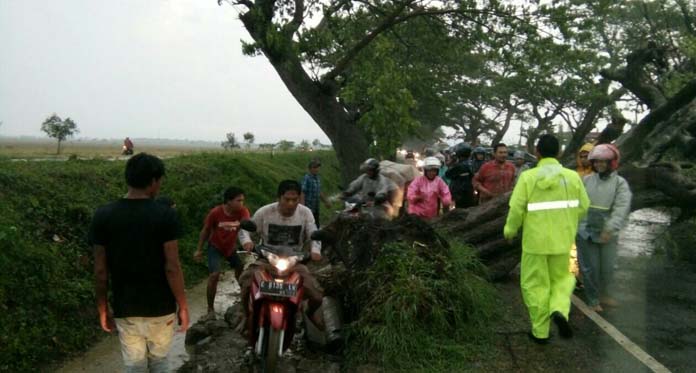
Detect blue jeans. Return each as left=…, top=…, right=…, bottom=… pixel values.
left=114, top=313, right=176, bottom=373
left=207, top=243, right=241, bottom=274
left=576, top=236, right=618, bottom=307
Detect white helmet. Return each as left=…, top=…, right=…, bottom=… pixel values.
left=422, top=156, right=441, bottom=170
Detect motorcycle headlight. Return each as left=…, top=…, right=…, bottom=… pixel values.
left=262, top=250, right=300, bottom=273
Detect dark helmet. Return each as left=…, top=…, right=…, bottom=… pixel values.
left=424, top=147, right=437, bottom=157
left=361, top=158, right=380, bottom=173
left=473, top=146, right=486, bottom=155
left=454, top=143, right=472, bottom=158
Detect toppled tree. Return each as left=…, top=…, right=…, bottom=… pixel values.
left=40, top=114, right=79, bottom=155
left=313, top=214, right=496, bottom=369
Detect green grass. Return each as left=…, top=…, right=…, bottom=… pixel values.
left=0, top=151, right=340, bottom=371
left=344, top=241, right=499, bottom=371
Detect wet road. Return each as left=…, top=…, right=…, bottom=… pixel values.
left=593, top=208, right=696, bottom=372
left=56, top=272, right=241, bottom=372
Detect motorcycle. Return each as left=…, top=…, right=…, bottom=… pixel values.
left=238, top=221, right=341, bottom=373
left=121, top=145, right=133, bottom=155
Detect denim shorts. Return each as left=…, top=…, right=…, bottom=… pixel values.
left=207, top=243, right=242, bottom=273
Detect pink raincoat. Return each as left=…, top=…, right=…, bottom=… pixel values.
left=407, top=175, right=452, bottom=220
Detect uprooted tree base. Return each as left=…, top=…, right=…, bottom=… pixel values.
left=314, top=214, right=452, bottom=322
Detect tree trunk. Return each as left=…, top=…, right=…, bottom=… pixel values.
left=562, top=81, right=625, bottom=163
left=240, top=13, right=370, bottom=184
left=57, top=140, right=62, bottom=155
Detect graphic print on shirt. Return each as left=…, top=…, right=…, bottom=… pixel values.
left=267, top=224, right=303, bottom=246
left=218, top=221, right=240, bottom=231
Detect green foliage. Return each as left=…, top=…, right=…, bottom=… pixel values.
left=0, top=152, right=340, bottom=371
left=345, top=241, right=498, bottom=370
left=40, top=114, right=79, bottom=154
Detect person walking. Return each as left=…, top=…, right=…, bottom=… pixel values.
left=576, top=144, right=632, bottom=312
left=473, top=143, right=516, bottom=204
left=504, top=135, right=589, bottom=344
left=90, top=153, right=188, bottom=372
left=300, top=159, right=331, bottom=228
left=407, top=157, right=452, bottom=220
left=446, top=143, right=476, bottom=208
left=194, top=187, right=251, bottom=318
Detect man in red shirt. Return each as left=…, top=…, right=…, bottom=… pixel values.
left=194, top=187, right=251, bottom=317
left=473, top=143, right=516, bottom=204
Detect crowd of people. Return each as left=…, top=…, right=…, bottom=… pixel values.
left=89, top=133, right=632, bottom=370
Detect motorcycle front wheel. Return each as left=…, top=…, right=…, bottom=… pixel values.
left=261, top=327, right=282, bottom=373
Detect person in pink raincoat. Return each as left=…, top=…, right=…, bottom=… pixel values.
left=407, top=157, right=452, bottom=220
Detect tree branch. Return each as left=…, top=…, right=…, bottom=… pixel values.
left=321, top=1, right=413, bottom=84
left=286, top=0, right=305, bottom=35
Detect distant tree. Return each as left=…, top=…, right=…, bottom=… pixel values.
left=312, top=139, right=322, bottom=148
left=276, top=140, right=295, bottom=152
left=298, top=139, right=311, bottom=151
left=40, top=114, right=79, bottom=154
left=258, top=143, right=275, bottom=151
left=221, top=132, right=240, bottom=150
left=243, top=132, right=255, bottom=148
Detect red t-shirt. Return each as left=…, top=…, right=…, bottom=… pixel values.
left=205, top=205, right=251, bottom=257
left=473, top=160, right=516, bottom=200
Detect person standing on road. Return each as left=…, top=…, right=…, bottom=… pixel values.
left=576, top=143, right=595, bottom=177
left=504, top=135, right=589, bottom=344
left=407, top=157, right=452, bottom=220
left=576, top=144, right=632, bottom=313
left=473, top=143, right=516, bottom=204
left=194, top=187, right=251, bottom=318
left=446, top=143, right=476, bottom=208
left=300, top=159, right=331, bottom=228
left=90, top=153, right=189, bottom=372
left=513, top=150, right=530, bottom=184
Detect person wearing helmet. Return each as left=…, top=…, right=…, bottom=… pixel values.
left=445, top=143, right=476, bottom=208
left=504, top=134, right=590, bottom=344
left=576, top=143, right=594, bottom=177
left=434, top=152, right=450, bottom=185
left=576, top=143, right=632, bottom=312
left=471, top=146, right=487, bottom=174
left=407, top=157, right=452, bottom=220
left=473, top=143, right=516, bottom=204
left=513, top=150, right=530, bottom=184
left=343, top=158, right=397, bottom=213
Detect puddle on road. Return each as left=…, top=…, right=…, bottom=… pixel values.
left=56, top=272, right=241, bottom=372
left=617, top=208, right=672, bottom=258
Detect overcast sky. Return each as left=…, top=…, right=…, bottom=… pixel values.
left=0, top=0, right=329, bottom=144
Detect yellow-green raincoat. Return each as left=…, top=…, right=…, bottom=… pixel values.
left=504, top=157, right=589, bottom=338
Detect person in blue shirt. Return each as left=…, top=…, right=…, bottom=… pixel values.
left=300, top=159, right=331, bottom=227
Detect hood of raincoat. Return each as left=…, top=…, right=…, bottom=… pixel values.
left=576, top=143, right=594, bottom=176
left=535, top=158, right=566, bottom=190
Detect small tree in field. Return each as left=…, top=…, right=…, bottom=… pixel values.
left=276, top=140, right=295, bottom=152
left=221, top=132, right=240, bottom=150
left=298, top=139, right=311, bottom=151
left=40, top=114, right=79, bottom=154
left=243, top=132, right=255, bottom=148
left=312, top=139, right=322, bottom=148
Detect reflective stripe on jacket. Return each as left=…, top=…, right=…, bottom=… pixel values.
left=577, top=172, right=632, bottom=241
left=504, top=157, right=590, bottom=255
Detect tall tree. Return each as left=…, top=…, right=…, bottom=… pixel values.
left=40, top=114, right=79, bottom=154
left=218, top=0, right=504, bottom=182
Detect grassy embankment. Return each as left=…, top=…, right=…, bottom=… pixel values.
left=0, top=149, right=501, bottom=372
left=0, top=151, right=340, bottom=371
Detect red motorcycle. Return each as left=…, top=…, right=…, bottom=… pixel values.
left=242, top=243, right=308, bottom=373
